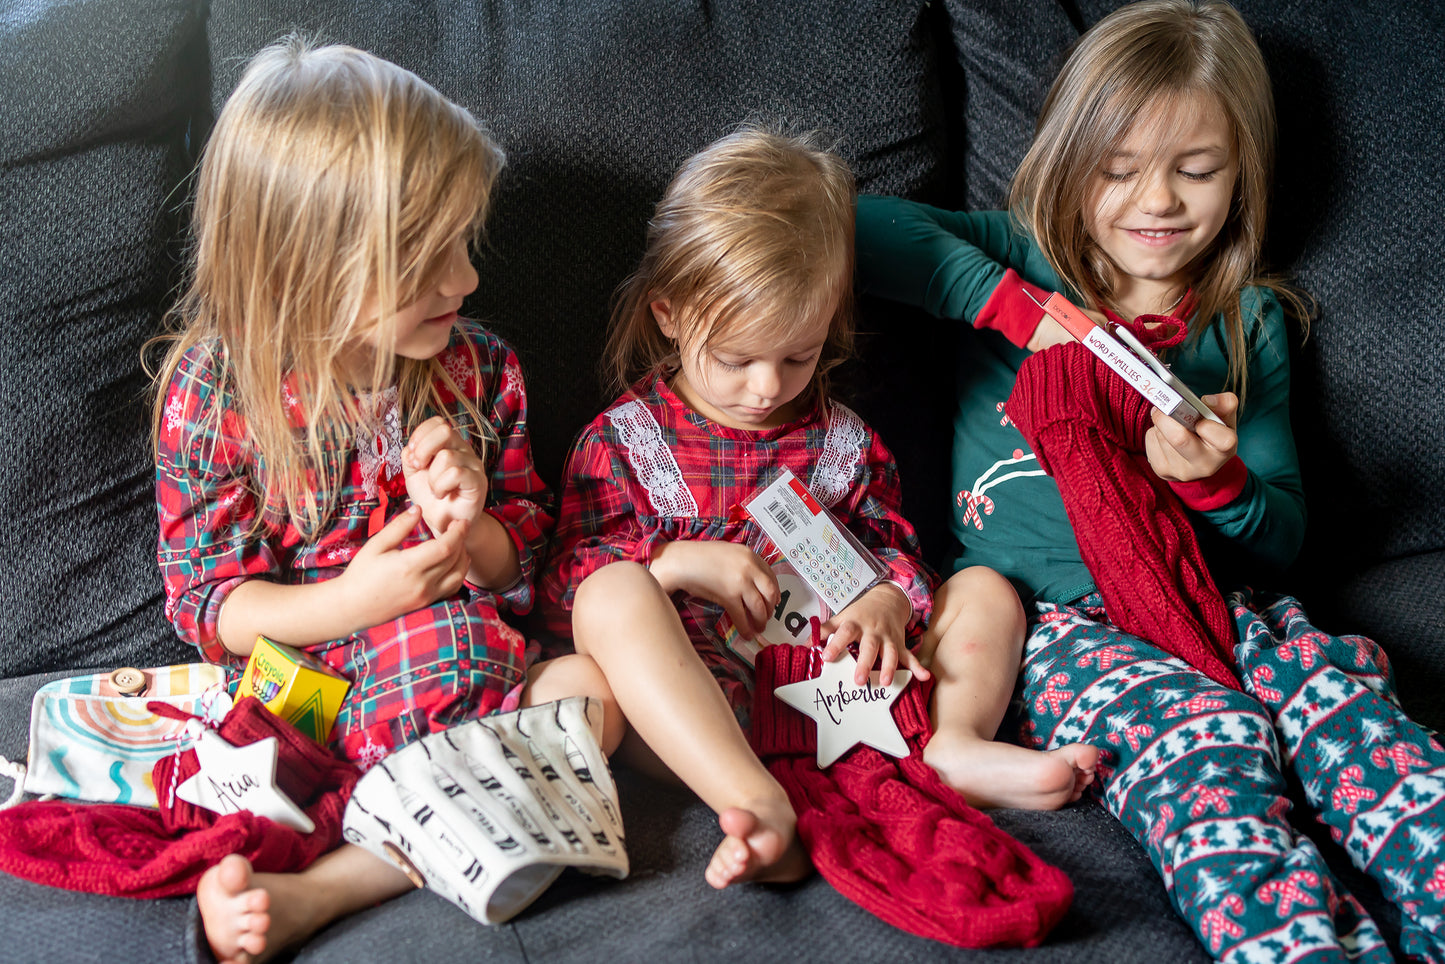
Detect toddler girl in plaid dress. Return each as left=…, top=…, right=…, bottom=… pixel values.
left=152, top=39, right=619, bottom=964
left=540, top=125, right=1027, bottom=890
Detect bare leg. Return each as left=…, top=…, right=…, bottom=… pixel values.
left=922, top=566, right=1098, bottom=810
left=571, top=562, right=808, bottom=889
left=522, top=653, right=626, bottom=755
left=197, top=845, right=414, bottom=964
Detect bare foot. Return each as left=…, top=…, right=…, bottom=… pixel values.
left=924, top=735, right=1099, bottom=810
left=198, top=855, right=272, bottom=964
left=704, top=802, right=810, bottom=889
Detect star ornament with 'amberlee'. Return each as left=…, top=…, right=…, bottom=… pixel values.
left=772, top=651, right=911, bottom=768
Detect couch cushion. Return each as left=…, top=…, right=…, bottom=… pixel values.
left=206, top=0, right=955, bottom=485
left=0, top=0, right=205, bottom=676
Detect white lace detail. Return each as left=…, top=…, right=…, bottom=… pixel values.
left=811, top=401, right=866, bottom=507
left=606, top=400, right=697, bottom=518
left=356, top=386, right=403, bottom=500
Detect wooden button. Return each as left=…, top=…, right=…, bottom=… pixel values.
left=109, top=667, right=148, bottom=696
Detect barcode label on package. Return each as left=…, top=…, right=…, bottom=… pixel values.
left=744, top=469, right=885, bottom=614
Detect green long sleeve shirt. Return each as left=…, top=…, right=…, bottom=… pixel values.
left=856, top=194, right=1305, bottom=604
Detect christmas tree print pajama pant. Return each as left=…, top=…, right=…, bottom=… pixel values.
left=1020, top=590, right=1445, bottom=963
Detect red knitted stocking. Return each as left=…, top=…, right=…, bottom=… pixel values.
left=750, top=642, right=1073, bottom=948
left=1004, top=324, right=1239, bottom=690
left=0, top=696, right=358, bottom=898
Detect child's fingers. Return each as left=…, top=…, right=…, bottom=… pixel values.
left=858, top=635, right=884, bottom=686
left=823, top=620, right=859, bottom=662
left=1192, top=414, right=1239, bottom=457
left=1201, top=391, right=1240, bottom=429
left=897, top=642, right=929, bottom=682
left=404, top=417, right=456, bottom=468
left=365, top=505, right=422, bottom=552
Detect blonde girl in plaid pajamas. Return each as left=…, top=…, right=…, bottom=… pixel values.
left=151, top=40, right=620, bottom=964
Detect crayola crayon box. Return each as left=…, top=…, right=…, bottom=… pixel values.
left=238, top=636, right=350, bottom=745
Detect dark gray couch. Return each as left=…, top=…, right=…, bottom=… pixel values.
left=2, top=1, right=1441, bottom=960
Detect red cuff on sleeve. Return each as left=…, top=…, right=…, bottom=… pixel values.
left=975, top=269, right=1050, bottom=349
left=1169, top=456, right=1248, bottom=511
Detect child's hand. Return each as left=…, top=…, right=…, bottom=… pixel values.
left=339, top=506, right=470, bottom=628
left=647, top=540, right=780, bottom=640
left=821, top=582, right=929, bottom=687
left=1145, top=392, right=1240, bottom=482
left=403, top=416, right=489, bottom=537
left=1025, top=314, right=1080, bottom=352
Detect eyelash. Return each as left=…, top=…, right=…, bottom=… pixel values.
left=712, top=355, right=817, bottom=371
left=1101, top=169, right=1219, bottom=183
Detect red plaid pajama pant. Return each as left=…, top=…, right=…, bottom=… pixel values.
left=308, top=595, right=529, bottom=769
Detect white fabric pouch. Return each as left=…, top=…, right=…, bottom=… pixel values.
left=342, top=695, right=628, bottom=924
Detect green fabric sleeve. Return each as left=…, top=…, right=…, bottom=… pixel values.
left=855, top=195, right=1044, bottom=323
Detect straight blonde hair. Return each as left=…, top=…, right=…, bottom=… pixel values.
left=1010, top=0, right=1308, bottom=400
left=605, top=124, right=856, bottom=407
left=152, top=37, right=505, bottom=538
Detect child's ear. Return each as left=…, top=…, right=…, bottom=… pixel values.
left=650, top=298, right=676, bottom=339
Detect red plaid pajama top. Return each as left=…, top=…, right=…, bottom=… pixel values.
left=540, top=375, right=934, bottom=718
left=155, top=321, right=552, bottom=767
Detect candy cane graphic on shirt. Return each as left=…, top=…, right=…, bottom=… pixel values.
left=956, top=447, right=1047, bottom=531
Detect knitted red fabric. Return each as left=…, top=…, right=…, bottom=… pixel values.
left=1004, top=317, right=1240, bottom=690
left=0, top=696, right=358, bottom=898
left=751, top=642, right=1073, bottom=948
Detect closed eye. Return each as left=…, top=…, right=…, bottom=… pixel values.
left=1181, top=169, right=1219, bottom=182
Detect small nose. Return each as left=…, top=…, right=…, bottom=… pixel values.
left=749, top=363, right=782, bottom=400
left=439, top=240, right=479, bottom=297
left=1136, top=169, right=1179, bottom=217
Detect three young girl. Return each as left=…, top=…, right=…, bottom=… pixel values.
left=154, top=2, right=1440, bottom=961
left=859, top=0, right=1445, bottom=959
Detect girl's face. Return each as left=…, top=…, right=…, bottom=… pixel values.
left=361, top=235, right=479, bottom=362
left=1085, top=90, right=1239, bottom=313
left=653, top=296, right=833, bottom=431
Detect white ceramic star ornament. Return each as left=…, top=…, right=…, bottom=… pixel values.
left=175, top=727, right=315, bottom=832
left=772, top=651, right=912, bottom=768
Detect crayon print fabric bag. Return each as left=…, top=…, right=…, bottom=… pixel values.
left=24, top=664, right=230, bottom=807
left=343, top=695, right=628, bottom=924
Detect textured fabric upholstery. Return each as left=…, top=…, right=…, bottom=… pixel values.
left=0, top=0, right=1441, bottom=960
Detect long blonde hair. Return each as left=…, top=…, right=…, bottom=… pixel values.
left=605, top=124, right=856, bottom=407
left=1010, top=0, right=1307, bottom=399
left=151, top=37, right=505, bottom=538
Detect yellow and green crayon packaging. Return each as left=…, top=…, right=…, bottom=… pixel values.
left=238, top=636, right=350, bottom=745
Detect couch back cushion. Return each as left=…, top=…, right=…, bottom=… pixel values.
left=206, top=0, right=956, bottom=489
left=0, top=0, right=204, bottom=675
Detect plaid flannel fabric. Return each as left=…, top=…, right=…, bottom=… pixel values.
left=540, top=376, right=933, bottom=712
left=155, top=322, right=552, bottom=762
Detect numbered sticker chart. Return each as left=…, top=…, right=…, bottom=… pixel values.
left=744, top=470, right=881, bottom=614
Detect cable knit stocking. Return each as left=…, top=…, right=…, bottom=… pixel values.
left=750, top=640, right=1073, bottom=947
left=0, top=696, right=357, bottom=898
left=1004, top=321, right=1240, bottom=690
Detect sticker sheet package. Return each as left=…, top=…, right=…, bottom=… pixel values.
left=238, top=636, right=351, bottom=745
left=743, top=468, right=886, bottom=615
